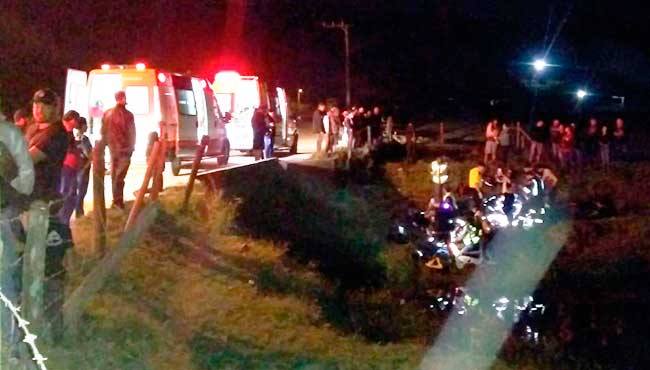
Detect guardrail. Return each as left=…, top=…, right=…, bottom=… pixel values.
left=192, top=157, right=280, bottom=196
left=515, top=122, right=533, bottom=152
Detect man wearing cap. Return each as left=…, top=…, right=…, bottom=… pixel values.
left=28, top=89, right=71, bottom=201
left=101, top=91, right=135, bottom=209
left=26, top=88, right=73, bottom=340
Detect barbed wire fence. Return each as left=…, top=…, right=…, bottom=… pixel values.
left=0, top=136, right=165, bottom=368
left=0, top=289, right=48, bottom=370
left=1, top=181, right=49, bottom=370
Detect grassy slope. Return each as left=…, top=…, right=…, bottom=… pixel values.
left=48, top=187, right=425, bottom=370
left=40, top=124, right=650, bottom=369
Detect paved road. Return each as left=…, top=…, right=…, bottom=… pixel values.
left=81, top=121, right=320, bottom=214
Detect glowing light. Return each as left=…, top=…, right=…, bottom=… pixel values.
left=432, top=174, right=449, bottom=184
left=577, top=89, right=587, bottom=99
left=533, top=59, right=548, bottom=72
left=431, top=161, right=448, bottom=174
left=213, top=70, right=242, bottom=92
left=135, top=62, right=146, bottom=71
left=101, top=64, right=110, bottom=71
left=157, top=72, right=167, bottom=83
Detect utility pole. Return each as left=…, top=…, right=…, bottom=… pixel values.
left=322, top=21, right=351, bottom=107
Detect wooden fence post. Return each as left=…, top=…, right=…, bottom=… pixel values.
left=92, top=141, right=106, bottom=254
left=124, top=142, right=160, bottom=231
left=64, top=203, right=159, bottom=335
left=150, top=139, right=167, bottom=201
left=439, top=122, right=445, bottom=144
left=0, top=190, right=5, bottom=368
left=366, top=126, right=372, bottom=150
left=21, top=200, right=50, bottom=341
left=182, top=136, right=209, bottom=211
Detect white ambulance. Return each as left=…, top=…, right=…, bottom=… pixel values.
left=64, top=63, right=230, bottom=174
left=211, top=71, right=290, bottom=151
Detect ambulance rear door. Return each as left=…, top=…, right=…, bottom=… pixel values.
left=191, top=78, right=209, bottom=140
left=173, top=75, right=200, bottom=158
left=64, top=69, right=88, bottom=120
left=276, top=87, right=289, bottom=143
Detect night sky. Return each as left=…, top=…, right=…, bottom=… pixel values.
left=1, top=0, right=649, bottom=119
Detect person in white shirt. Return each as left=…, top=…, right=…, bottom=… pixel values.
left=484, top=119, right=499, bottom=163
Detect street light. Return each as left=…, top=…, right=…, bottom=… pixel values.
left=528, top=58, right=548, bottom=125
left=576, top=89, right=587, bottom=99
left=533, top=59, right=548, bottom=72
left=297, top=88, right=303, bottom=110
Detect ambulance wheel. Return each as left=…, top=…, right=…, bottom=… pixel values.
left=217, top=140, right=230, bottom=166
left=171, top=157, right=182, bottom=176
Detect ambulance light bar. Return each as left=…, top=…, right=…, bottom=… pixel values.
left=98, top=63, right=148, bottom=71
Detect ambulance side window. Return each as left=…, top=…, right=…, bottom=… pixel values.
left=177, top=89, right=197, bottom=116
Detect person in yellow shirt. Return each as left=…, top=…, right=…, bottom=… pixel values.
left=468, top=163, right=486, bottom=193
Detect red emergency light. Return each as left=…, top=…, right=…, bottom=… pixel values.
left=157, top=72, right=167, bottom=83
left=101, top=63, right=110, bottom=71
left=136, top=62, right=146, bottom=71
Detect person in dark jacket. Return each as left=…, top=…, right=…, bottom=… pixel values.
left=27, top=88, right=73, bottom=341
left=251, top=106, right=272, bottom=160
left=529, top=120, right=547, bottom=163
left=101, top=91, right=135, bottom=209
left=74, top=117, right=92, bottom=217
left=312, top=103, right=326, bottom=153
left=58, top=110, right=82, bottom=225
left=584, top=118, right=600, bottom=164
left=263, top=111, right=276, bottom=159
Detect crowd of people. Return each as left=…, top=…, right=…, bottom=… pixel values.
left=484, top=117, right=628, bottom=169
left=312, top=102, right=388, bottom=155
left=1, top=87, right=135, bottom=343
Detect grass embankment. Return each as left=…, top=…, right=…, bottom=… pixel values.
left=48, top=178, right=426, bottom=370
left=39, top=134, right=650, bottom=369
